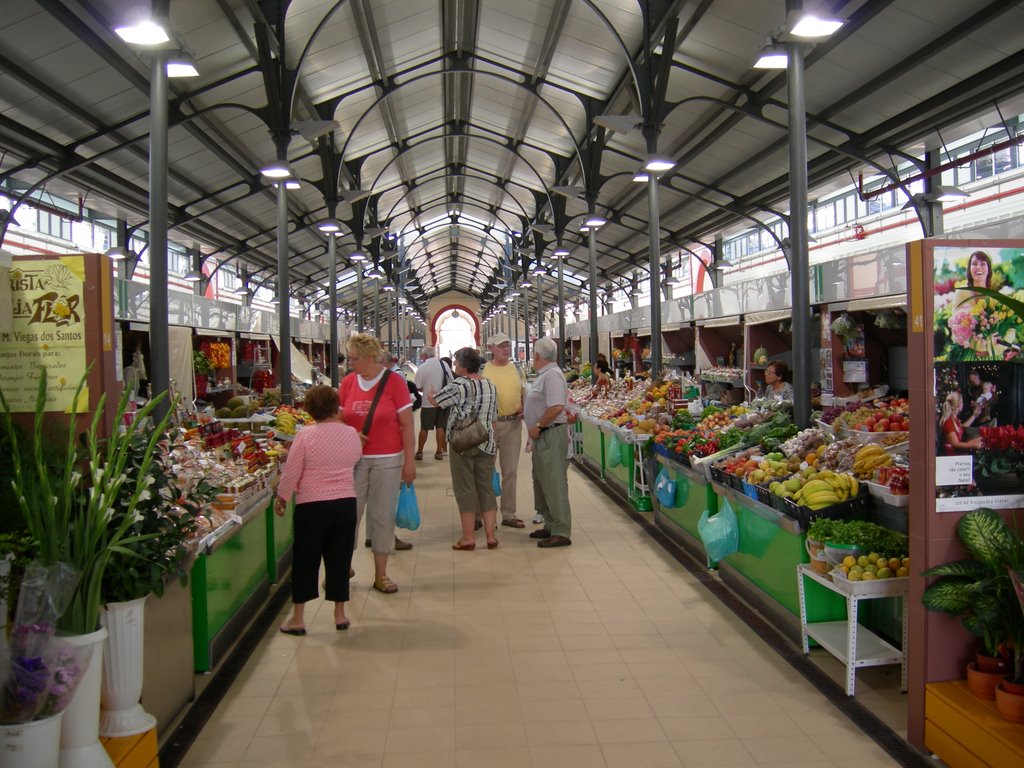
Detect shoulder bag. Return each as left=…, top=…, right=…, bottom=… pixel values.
left=359, top=369, right=391, bottom=445
left=448, top=380, right=489, bottom=454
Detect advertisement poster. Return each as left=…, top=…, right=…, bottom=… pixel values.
left=0, top=257, right=88, bottom=412
left=933, top=245, right=1024, bottom=511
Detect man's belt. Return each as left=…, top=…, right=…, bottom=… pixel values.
left=496, top=415, right=519, bottom=421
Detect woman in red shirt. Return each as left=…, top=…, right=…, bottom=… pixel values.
left=276, top=385, right=363, bottom=635
left=339, top=334, right=417, bottom=593
left=939, top=390, right=982, bottom=453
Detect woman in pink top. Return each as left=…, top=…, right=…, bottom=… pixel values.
left=276, top=385, right=363, bottom=635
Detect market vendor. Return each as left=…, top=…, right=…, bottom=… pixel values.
left=763, top=360, right=794, bottom=401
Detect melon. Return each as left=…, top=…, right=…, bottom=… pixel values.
left=216, top=407, right=232, bottom=418
left=230, top=406, right=249, bottom=418
left=226, top=396, right=245, bottom=410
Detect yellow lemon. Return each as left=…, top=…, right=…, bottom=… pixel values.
left=843, top=555, right=857, bottom=569
left=857, top=556, right=870, bottom=568
left=861, top=572, right=877, bottom=580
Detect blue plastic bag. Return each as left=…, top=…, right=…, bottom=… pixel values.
left=654, top=466, right=676, bottom=508
left=492, top=469, right=502, bottom=497
left=395, top=482, right=421, bottom=530
left=697, top=498, right=739, bottom=566
left=607, top=433, right=622, bottom=468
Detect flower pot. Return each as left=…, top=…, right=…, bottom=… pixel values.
left=0, top=712, right=64, bottom=768
left=59, top=626, right=114, bottom=768
left=1001, top=677, right=1024, bottom=696
left=975, top=650, right=1010, bottom=674
left=100, top=596, right=156, bottom=737
left=995, top=681, right=1024, bottom=723
left=966, top=661, right=1004, bottom=700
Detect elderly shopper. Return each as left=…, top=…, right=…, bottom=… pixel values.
left=275, top=385, right=362, bottom=634
left=339, top=333, right=417, bottom=593
left=431, top=346, right=500, bottom=550
left=482, top=332, right=527, bottom=528
left=414, top=346, right=451, bottom=460
left=525, top=337, right=573, bottom=548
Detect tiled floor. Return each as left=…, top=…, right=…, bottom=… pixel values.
left=181, top=447, right=905, bottom=767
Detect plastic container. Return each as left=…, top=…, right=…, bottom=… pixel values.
left=775, top=486, right=871, bottom=530
left=829, top=569, right=908, bottom=597
left=866, top=481, right=909, bottom=507
left=823, top=542, right=862, bottom=568
left=849, top=429, right=909, bottom=445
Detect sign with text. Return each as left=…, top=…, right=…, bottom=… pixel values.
left=0, top=256, right=88, bottom=412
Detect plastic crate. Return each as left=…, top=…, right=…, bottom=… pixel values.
left=741, top=481, right=775, bottom=506
left=708, top=464, right=728, bottom=485
left=651, top=442, right=671, bottom=459
left=776, top=486, right=871, bottom=530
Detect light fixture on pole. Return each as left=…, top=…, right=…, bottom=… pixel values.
left=785, top=6, right=845, bottom=39
left=520, top=278, right=532, bottom=289
left=104, top=246, right=129, bottom=261
left=382, top=283, right=395, bottom=292
left=644, top=155, right=674, bottom=173
left=553, top=246, right=570, bottom=257
left=260, top=158, right=292, bottom=179
left=317, top=217, right=342, bottom=233
left=273, top=180, right=301, bottom=190
left=901, top=185, right=970, bottom=210
left=533, top=264, right=546, bottom=276
left=753, top=42, right=788, bottom=69
left=114, top=9, right=170, bottom=45
left=349, top=250, right=367, bottom=262
left=182, top=269, right=203, bottom=282
left=632, top=171, right=650, bottom=183
left=166, top=50, right=199, bottom=77
left=584, top=214, right=607, bottom=228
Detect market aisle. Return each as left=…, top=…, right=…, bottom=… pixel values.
left=180, top=447, right=901, bottom=768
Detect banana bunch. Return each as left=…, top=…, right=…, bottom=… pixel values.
left=852, top=444, right=892, bottom=479
left=275, top=410, right=297, bottom=435
left=789, top=470, right=859, bottom=510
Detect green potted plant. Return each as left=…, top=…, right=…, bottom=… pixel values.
left=0, top=368, right=171, bottom=635
left=921, top=508, right=1024, bottom=702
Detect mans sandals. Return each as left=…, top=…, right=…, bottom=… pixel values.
left=372, top=576, right=399, bottom=593
left=537, top=535, right=571, bottom=548
left=279, top=625, right=306, bottom=636
left=415, top=452, right=424, bottom=461
left=529, top=528, right=551, bottom=539
left=501, top=518, right=525, bottom=528
left=434, top=452, right=444, bottom=460
left=452, top=541, right=476, bottom=551
left=394, top=537, right=413, bottom=550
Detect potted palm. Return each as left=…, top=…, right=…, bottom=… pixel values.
left=1, top=368, right=171, bottom=767
left=921, top=508, right=1024, bottom=704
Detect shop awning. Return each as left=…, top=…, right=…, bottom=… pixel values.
left=744, top=309, right=791, bottom=326
left=290, top=343, right=316, bottom=385
left=846, top=294, right=907, bottom=312
left=698, top=315, right=741, bottom=328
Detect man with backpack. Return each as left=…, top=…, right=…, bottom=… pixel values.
left=413, top=346, right=451, bottom=460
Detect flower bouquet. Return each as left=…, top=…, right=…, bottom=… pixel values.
left=0, top=562, right=86, bottom=724
left=939, top=289, right=1024, bottom=362
left=977, top=426, right=1024, bottom=478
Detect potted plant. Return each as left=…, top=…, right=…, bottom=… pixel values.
left=0, top=367, right=171, bottom=764
left=99, top=430, right=216, bottom=737
left=921, top=508, right=1023, bottom=702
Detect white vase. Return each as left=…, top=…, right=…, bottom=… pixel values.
left=0, top=712, right=63, bottom=768
left=99, top=596, right=156, bottom=738
left=59, top=626, right=114, bottom=768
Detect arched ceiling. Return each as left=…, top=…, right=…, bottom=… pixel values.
left=1, top=0, right=1023, bottom=322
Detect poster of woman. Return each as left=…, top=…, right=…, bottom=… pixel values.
left=933, top=245, right=1024, bottom=511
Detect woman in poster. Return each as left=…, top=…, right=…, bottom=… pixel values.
left=939, top=390, right=982, bottom=453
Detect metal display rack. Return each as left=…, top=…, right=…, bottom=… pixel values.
left=797, top=563, right=908, bottom=696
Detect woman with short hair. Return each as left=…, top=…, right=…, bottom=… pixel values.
left=339, top=333, right=417, bottom=593
left=431, top=346, right=499, bottom=550
left=276, top=384, right=362, bottom=634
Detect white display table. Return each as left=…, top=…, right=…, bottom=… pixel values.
left=796, top=563, right=908, bottom=695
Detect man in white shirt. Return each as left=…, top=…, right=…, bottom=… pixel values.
left=414, top=346, right=450, bottom=460
left=482, top=332, right=527, bottom=528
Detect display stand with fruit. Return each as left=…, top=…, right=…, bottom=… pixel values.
left=797, top=562, right=909, bottom=695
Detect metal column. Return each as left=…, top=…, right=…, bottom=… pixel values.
left=557, top=249, right=566, bottom=367
left=328, top=235, right=338, bottom=385
left=536, top=273, right=544, bottom=339
left=356, top=269, right=364, bottom=333
left=148, top=50, right=170, bottom=418
left=648, top=175, right=662, bottom=379
left=588, top=227, right=598, bottom=382
left=787, top=38, right=810, bottom=428
left=277, top=182, right=292, bottom=404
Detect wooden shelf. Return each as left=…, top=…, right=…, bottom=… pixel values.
left=926, top=681, right=1024, bottom=768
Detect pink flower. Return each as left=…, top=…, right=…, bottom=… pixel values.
left=948, top=307, right=977, bottom=347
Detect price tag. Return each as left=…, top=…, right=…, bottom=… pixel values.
left=936, top=455, right=973, bottom=486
